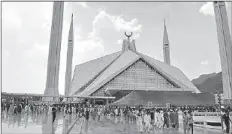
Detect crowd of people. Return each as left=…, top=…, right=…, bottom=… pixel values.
left=1, top=101, right=232, bottom=134
left=102, top=106, right=194, bottom=134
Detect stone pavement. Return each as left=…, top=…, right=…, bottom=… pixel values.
left=68, top=116, right=223, bottom=134
left=1, top=111, right=78, bottom=134
left=1, top=111, right=229, bottom=134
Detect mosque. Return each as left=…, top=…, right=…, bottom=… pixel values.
left=44, top=2, right=216, bottom=105
left=66, top=18, right=213, bottom=105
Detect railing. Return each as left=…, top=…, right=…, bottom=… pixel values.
left=191, top=112, right=232, bottom=130
left=193, top=120, right=222, bottom=130
left=193, top=112, right=232, bottom=116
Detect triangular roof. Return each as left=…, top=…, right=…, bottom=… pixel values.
left=112, top=91, right=214, bottom=106
left=139, top=53, right=200, bottom=93
left=74, top=49, right=200, bottom=97
left=77, top=50, right=140, bottom=97
left=69, top=51, right=121, bottom=96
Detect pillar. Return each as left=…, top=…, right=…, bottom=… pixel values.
left=43, top=2, right=64, bottom=101
left=214, top=1, right=232, bottom=100
left=163, top=20, right=171, bottom=65
left=65, top=14, right=74, bottom=96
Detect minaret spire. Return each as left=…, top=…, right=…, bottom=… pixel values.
left=213, top=1, right=232, bottom=101
left=43, top=2, right=64, bottom=101
left=65, top=14, right=74, bottom=96
left=163, top=19, right=171, bottom=65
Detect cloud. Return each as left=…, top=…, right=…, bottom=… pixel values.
left=2, top=2, right=142, bottom=95
left=199, top=2, right=230, bottom=16
left=116, top=39, right=123, bottom=45
left=199, top=2, right=215, bottom=16
left=92, top=9, right=142, bottom=40
left=2, top=2, right=53, bottom=94
left=86, top=8, right=143, bottom=54
left=75, top=2, right=89, bottom=9
left=201, top=60, right=209, bottom=65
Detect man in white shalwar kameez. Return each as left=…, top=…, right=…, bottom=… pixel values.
left=144, top=111, right=151, bottom=133
left=97, top=107, right=101, bottom=121
left=24, top=105, right=29, bottom=116
left=154, top=111, right=159, bottom=128
left=136, top=110, right=143, bottom=133
left=120, top=108, right=123, bottom=123
left=156, top=111, right=163, bottom=129
left=72, top=106, right=75, bottom=115
left=115, top=108, right=118, bottom=116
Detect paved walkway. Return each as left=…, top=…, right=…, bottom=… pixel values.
left=1, top=111, right=77, bottom=134
left=1, top=111, right=229, bottom=134
left=69, top=116, right=224, bottom=134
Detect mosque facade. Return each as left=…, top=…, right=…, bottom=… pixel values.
left=67, top=23, right=201, bottom=103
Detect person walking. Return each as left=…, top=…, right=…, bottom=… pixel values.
left=52, top=105, right=57, bottom=123
left=188, top=110, right=194, bottom=134
left=163, top=110, right=169, bottom=129
left=97, top=107, right=101, bottom=121
left=31, top=104, right=34, bottom=115
left=182, top=111, right=188, bottom=134
left=120, top=108, right=123, bottom=123
left=150, top=109, right=155, bottom=130
left=92, top=107, right=97, bottom=122
left=222, top=110, right=232, bottom=134
left=123, top=106, right=130, bottom=132
left=136, top=110, right=143, bottom=133
left=17, top=104, right=22, bottom=115
left=13, top=104, right=18, bottom=115
left=114, top=107, right=118, bottom=117
left=174, top=109, right=179, bottom=129
left=169, top=110, right=175, bottom=129
left=24, top=104, right=29, bottom=116
left=66, top=105, right=72, bottom=124
left=144, top=111, right=151, bottom=133
left=84, top=106, right=90, bottom=134
left=156, top=110, right=163, bottom=129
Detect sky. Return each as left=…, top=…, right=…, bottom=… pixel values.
left=2, top=2, right=232, bottom=95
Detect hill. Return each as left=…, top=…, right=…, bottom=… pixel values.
left=192, top=72, right=223, bottom=94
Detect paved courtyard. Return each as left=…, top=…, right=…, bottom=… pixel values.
left=1, top=111, right=228, bottom=134
left=69, top=116, right=223, bottom=134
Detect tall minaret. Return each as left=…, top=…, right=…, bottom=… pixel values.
left=163, top=20, right=171, bottom=65
left=213, top=1, right=232, bottom=101
left=65, top=14, right=74, bottom=96
left=230, top=2, right=232, bottom=37
left=43, top=2, right=64, bottom=101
